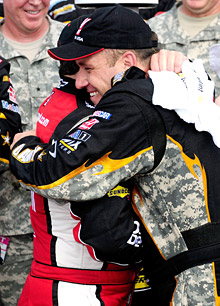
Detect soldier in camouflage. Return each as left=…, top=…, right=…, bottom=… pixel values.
left=148, top=0, right=220, bottom=98
left=0, top=0, right=64, bottom=305
left=9, top=5, right=220, bottom=306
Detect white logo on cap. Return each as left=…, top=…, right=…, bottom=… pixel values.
left=76, top=18, right=92, bottom=36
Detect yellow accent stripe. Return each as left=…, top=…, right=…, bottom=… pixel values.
left=212, top=263, right=220, bottom=305
left=60, top=140, right=75, bottom=151
left=18, top=147, right=152, bottom=190
left=0, top=112, right=6, bottom=119
left=52, top=4, right=74, bottom=17
left=0, top=158, right=9, bottom=164
left=3, top=75, right=9, bottom=82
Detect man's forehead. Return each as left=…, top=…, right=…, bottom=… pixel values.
left=76, top=51, right=106, bottom=65
left=76, top=57, right=92, bottom=66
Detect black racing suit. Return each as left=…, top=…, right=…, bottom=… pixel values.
left=10, top=66, right=220, bottom=305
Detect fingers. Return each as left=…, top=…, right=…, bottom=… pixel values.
left=172, top=52, right=188, bottom=73
left=150, top=52, right=160, bottom=72
left=150, top=49, right=188, bottom=73
left=10, top=129, right=37, bottom=149
left=11, top=132, right=24, bottom=149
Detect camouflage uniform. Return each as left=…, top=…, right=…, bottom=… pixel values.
left=147, top=1, right=220, bottom=97
left=0, top=17, right=64, bottom=305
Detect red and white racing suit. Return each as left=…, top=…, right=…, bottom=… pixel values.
left=18, top=78, right=140, bottom=306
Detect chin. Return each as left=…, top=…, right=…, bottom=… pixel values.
left=91, top=96, right=102, bottom=106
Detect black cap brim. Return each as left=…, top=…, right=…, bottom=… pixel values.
left=48, top=41, right=104, bottom=61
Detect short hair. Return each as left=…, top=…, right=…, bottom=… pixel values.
left=106, top=31, right=160, bottom=67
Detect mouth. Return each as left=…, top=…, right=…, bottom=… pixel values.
left=89, top=91, right=99, bottom=98
left=25, top=10, right=41, bottom=15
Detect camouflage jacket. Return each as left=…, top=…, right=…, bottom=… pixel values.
left=0, top=17, right=64, bottom=236
left=10, top=66, right=220, bottom=305
left=148, top=1, right=220, bottom=98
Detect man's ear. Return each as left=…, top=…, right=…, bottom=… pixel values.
left=122, top=51, right=137, bottom=70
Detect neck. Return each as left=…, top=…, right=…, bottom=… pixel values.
left=181, top=3, right=220, bottom=17
left=1, top=18, right=49, bottom=43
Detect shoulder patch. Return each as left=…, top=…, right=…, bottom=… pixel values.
left=112, top=71, right=126, bottom=87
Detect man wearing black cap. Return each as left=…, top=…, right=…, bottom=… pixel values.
left=9, top=5, right=220, bottom=306
left=7, top=11, right=190, bottom=306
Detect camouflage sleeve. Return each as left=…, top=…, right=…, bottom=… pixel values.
left=0, top=56, right=22, bottom=164
left=9, top=91, right=155, bottom=202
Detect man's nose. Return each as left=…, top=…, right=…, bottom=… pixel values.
left=29, top=0, right=42, bottom=5
left=75, top=72, right=88, bottom=89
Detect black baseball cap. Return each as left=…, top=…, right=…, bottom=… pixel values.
left=48, top=5, right=157, bottom=61
left=56, top=14, right=91, bottom=48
